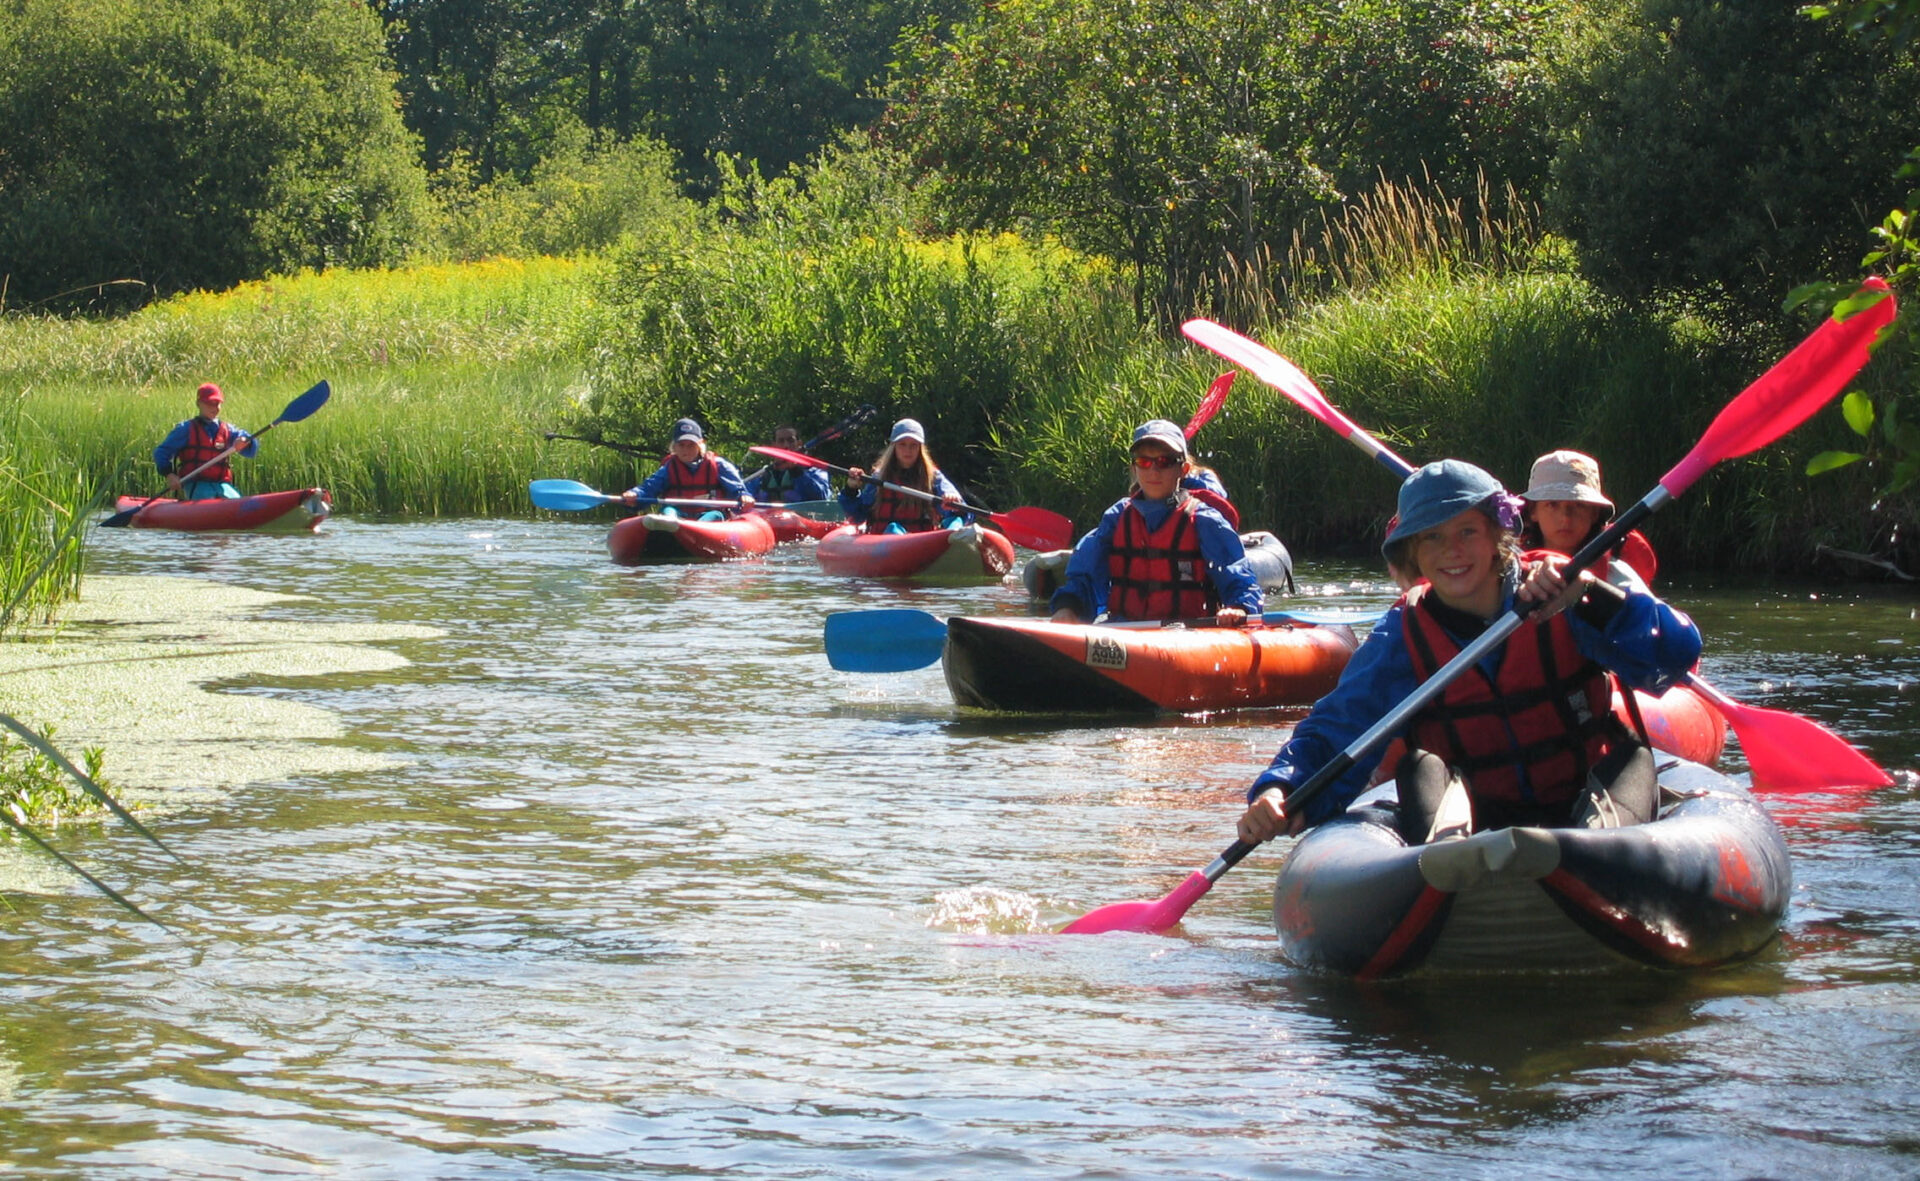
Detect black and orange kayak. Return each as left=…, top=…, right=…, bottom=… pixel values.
left=606, top=512, right=777, bottom=564
left=941, top=615, right=1359, bottom=713
left=109, top=488, right=331, bottom=533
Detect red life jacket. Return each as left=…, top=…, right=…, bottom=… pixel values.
left=1398, top=566, right=1626, bottom=808
left=1107, top=497, right=1217, bottom=621
left=866, top=467, right=941, bottom=533
left=1185, top=485, right=1241, bottom=531
left=174, top=418, right=238, bottom=484
left=663, top=454, right=726, bottom=501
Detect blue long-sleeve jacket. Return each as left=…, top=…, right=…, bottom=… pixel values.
left=745, top=464, right=832, bottom=503
left=628, top=455, right=749, bottom=504
left=838, top=469, right=963, bottom=525
left=1049, top=493, right=1263, bottom=621
left=1248, top=569, right=1701, bottom=826
left=153, top=417, right=257, bottom=476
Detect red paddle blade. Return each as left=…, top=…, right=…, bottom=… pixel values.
left=1183, top=372, right=1235, bottom=438
left=1182, top=319, right=1364, bottom=437
left=1692, top=684, right=1892, bottom=793
left=1661, top=279, right=1896, bottom=495
left=748, top=444, right=827, bottom=468
left=990, top=506, right=1073, bottom=551
left=1060, top=870, right=1214, bottom=935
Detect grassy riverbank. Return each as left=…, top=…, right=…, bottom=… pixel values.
left=0, top=225, right=1905, bottom=596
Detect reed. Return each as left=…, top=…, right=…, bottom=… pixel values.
left=0, top=395, right=94, bottom=631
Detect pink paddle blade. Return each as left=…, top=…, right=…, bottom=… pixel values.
left=1184, top=372, right=1235, bottom=438
left=993, top=506, right=1073, bottom=551
left=1060, top=870, right=1214, bottom=935
left=1181, top=319, right=1366, bottom=437
left=1689, top=679, right=1892, bottom=793
left=1661, top=279, right=1896, bottom=495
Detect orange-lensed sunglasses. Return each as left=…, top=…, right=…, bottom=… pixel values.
left=1131, top=453, right=1182, bottom=471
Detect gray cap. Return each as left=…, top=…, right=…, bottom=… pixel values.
left=671, top=417, right=704, bottom=443
left=1130, top=419, right=1188, bottom=457
left=889, top=418, right=926, bottom=444
left=1382, top=459, right=1507, bottom=555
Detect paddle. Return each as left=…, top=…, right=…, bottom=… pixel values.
left=541, top=432, right=654, bottom=457
left=101, top=380, right=331, bottom=527
left=1060, top=279, right=1895, bottom=936
left=747, top=446, right=1073, bottom=551
left=1183, top=372, right=1234, bottom=438
left=742, top=404, right=880, bottom=483
left=1182, top=316, right=1895, bottom=794
left=528, top=479, right=740, bottom=513
left=824, top=606, right=1386, bottom=673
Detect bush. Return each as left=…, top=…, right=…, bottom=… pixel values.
left=0, top=0, right=428, bottom=310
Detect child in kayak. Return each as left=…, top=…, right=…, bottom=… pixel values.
left=840, top=418, right=964, bottom=533
left=1237, top=459, right=1701, bottom=846
left=1048, top=419, right=1262, bottom=626
left=1520, top=449, right=1659, bottom=587
left=621, top=418, right=753, bottom=518
left=153, top=383, right=257, bottom=500
left=744, top=424, right=833, bottom=504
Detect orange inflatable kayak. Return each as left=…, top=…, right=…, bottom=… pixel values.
left=942, top=616, right=1359, bottom=713
left=606, top=512, right=777, bottom=564
left=110, top=488, right=331, bottom=533
left=815, top=523, right=1016, bottom=580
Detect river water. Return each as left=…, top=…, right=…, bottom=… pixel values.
left=3, top=518, right=1917, bottom=1179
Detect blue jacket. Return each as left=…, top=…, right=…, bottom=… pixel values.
left=1049, top=493, right=1263, bottom=621
left=153, top=417, right=256, bottom=476
left=745, top=464, right=832, bottom=503
left=838, top=469, right=963, bottom=525
left=628, top=454, right=749, bottom=505
left=1247, top=568, right=1702, bottom=826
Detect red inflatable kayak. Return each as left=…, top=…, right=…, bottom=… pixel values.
left=942, top=615, right=1360, bottom=713
left=750, top=506, right=839, bottom=542
left=606, top=512, right=776, bottom=564
left=815, top=523, right=1016, bottom=580
left=110, top=488, right=331, bottom=533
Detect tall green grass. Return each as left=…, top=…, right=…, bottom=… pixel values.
left=0, top=394, right=95, bottom=632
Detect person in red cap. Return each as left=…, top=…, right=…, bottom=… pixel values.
left=152, top=383, right=258, bottom=500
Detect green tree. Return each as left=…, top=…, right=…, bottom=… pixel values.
left=0, top=0, right=428, bottom=307
left=885, top=0, right=1559, bottom=322
left=1547, top=0, right=1920, bottom=335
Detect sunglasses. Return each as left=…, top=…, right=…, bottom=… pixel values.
left=1131, top=453, right=1182, bottom=471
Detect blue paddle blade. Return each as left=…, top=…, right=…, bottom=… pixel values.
left=530, top=479, right=617, bottom=511
left=279, top=380, right=331, bottom=423
left=824, top=609, right=948, bottom=672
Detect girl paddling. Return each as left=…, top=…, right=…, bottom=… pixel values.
left=840, top=418, right=964, bottom=533
left=1238, top=459, right=1701, bottom=846
left=1049, top=419, right=1262, bottom=626
left=153, top=383, right=258, bottom=500
left=621, top=418, right=753, bottom=518
left=1520, top=449, right=1659, bottom=587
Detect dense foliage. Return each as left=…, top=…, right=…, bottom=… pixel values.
left=0, top=0, right=428, bottom=309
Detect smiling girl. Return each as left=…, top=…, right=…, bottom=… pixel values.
left=1237, top=459, right=1701, bottom=846
left=1048, top=419, right=1262, bottom=626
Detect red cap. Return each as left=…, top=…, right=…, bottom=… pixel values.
left=197, top=383, right=223, bottom=404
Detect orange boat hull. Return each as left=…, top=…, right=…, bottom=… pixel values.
left=606, top=513, right=777, bottom=564
left=942, top=616, right=1359, bottom=713
left=112, top=488, right=330, bottom=533
left=815, top=523, right=1016, bottom=580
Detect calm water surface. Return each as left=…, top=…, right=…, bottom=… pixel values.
left=3, top=518, right=1917, bottom=1179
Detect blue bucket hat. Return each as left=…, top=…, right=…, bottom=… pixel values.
left=671, top=417, right=704, bottom=443
left=1382, top=459, right=1511, bottom=556
left=1130, top=419, right=1188, bottom=457
left=889, top=418, right=926, bottom=444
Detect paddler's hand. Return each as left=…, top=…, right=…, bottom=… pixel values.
left=165, top=474, right=183, bottom=491
left=942, top=491, right=962, bottom=509
left=1238, top=788, right=1303, bottom=845
left=846, top=466, right=866, bottom=489
left=1051, top=607, right=1086, bottom=624
left=1516, top=555, right=1590, bottom=618
left=1216, top=606, right=1249, bottom=627
left=739, top=494, right=756, bottom=509
left=620, top=490, right=639, bottom=506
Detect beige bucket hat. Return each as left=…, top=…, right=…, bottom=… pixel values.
left=1522, top=450, right=1614, bottom=511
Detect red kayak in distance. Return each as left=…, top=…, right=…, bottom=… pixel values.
left=749, top=505, right=839, bottom=542
left=814, top=522, right=1016, bottom=580
left=606, top=512, right=777, bottom=565
left=110, top=488, right=331, bottom=533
